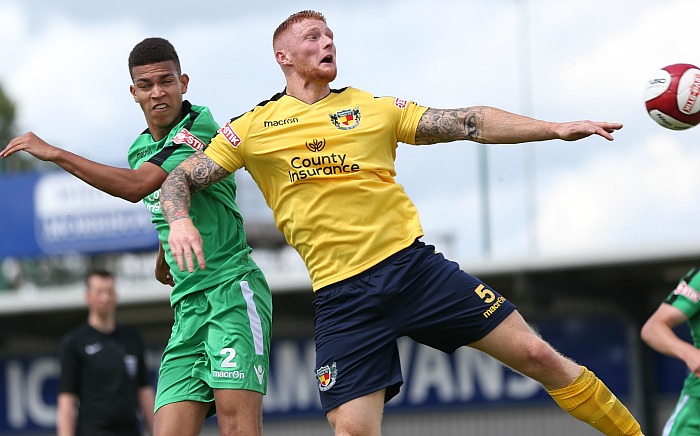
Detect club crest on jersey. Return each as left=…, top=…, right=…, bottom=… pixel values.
left=172, top=128, right=206, bottom=151
left=329, top=107, right=361, bottom=130
left=219, top=124, right=241, bottom=148
left=316, top=362, right=337, bottom=391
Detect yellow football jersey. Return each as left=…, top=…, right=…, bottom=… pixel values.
left=205, top=87, right=428, bottom=290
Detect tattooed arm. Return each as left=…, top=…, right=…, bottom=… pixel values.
left=161, top=150, right=232, bottom=273
left=414, top=106, right=622, bottom=145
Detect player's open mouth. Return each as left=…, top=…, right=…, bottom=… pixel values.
left=321, top=55, right=333, bottom=64
left=153, top=104, right=168, bottom=110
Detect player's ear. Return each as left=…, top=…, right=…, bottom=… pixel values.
left=180, top=73, right=189, bottom=94
left=129, top=85, right=138, bottom=102
left=275, top=50, right=290, bottom=66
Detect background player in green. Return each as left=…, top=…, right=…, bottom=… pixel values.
left=57, top=269, right=155, bottom=436
left=642, top=266, right=700, bottom=436
left=161, top=10, right=642, bottom=436
left=1, top=37, right=272, bottom=436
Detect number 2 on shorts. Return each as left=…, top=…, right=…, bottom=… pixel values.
left=220, top=347, right=237, bottom=368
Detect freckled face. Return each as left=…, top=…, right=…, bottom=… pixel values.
left=284, top=18, right=337, bottom=83
left=130, top=60, right=189, bottom=140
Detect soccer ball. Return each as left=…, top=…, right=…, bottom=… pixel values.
left=645, top=63, right=700, bottom=130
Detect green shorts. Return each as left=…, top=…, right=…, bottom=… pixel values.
left=663, top=393, right=700, bottom=436
left=154, top=268, right=272, bottom=415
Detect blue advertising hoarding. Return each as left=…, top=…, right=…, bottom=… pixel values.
left=0, top=172, right=158, bottom=258
left=0, top=316, right=687, bottom=433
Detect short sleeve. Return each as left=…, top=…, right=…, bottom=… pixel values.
left=387, top=97, right=428, bottom=145
left=665, top=269, right=700, bottom=318
left=205, top=119, right=248, bottom=173
left=58, top=334, right=80, bottom=394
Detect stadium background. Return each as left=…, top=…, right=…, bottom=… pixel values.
left=3, top=0, right=700, bottom=435
left=0, top=171, right=696, bottom=436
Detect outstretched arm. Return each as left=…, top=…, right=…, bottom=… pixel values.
left=161, top=150, right=231, bottom=273
left=414, top=106, right=622, bottom=145
left=1, top=132, right=166, bottom=202
left=641, top=303, right=700, bottom=378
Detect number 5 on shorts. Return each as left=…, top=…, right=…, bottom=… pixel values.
left=474, top=284, right=495, bottom=304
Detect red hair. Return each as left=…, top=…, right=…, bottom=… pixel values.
left=273, top=10, right=326, bottom=49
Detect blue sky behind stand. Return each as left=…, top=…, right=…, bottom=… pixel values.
left=2, top=0, right=700, bottom=265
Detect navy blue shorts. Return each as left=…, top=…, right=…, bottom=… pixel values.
left=313, top=239, right=516, bottom=413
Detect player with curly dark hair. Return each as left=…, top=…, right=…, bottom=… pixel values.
left=2, top=37, right=272, bottom=436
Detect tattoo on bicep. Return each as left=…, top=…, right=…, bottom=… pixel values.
left=188, top=151, right=230, bottom=194
left=160, top=152, right=231, bottom=223
left=415, top=107, right=485, bottom=144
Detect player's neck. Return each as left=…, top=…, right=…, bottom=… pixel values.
left=285, top=79, right=331, bottom=104
left=88, top=313, right=117, bottom=334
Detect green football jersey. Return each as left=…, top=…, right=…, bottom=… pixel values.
left=127, top=101, right=258, bottom=306
left=664, top=266, right=700, bottom=397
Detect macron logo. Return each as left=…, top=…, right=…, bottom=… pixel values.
left=254, top=365, right=265, bottom=384
left=220, top=124, right=241, bottom=148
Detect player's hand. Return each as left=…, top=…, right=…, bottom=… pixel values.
left=154, top=254, right=175, bottom=287
left=1, top=132, right=60, bottom=160
left=685, top=348, right=700, bottom=379
left=555, top=121, right=623, bottom=142
left=167, top=218, right=206, bottom=273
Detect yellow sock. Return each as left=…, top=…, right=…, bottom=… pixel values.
left=547, top=366, right=643, bottom=436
